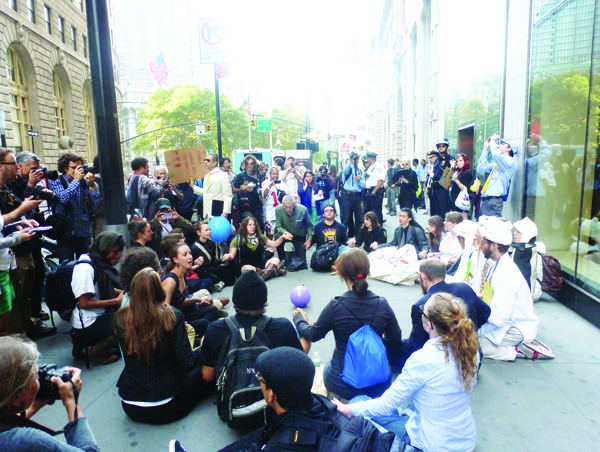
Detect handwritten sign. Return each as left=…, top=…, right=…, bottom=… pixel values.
left=164, top=145, right=208, bottom=184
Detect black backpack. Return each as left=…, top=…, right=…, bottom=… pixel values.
left=266, top=395, right=394, bottom=452
left=310, top=242, right=340, bottom=272
left=538, top=253, right=563, bottom=292
left=44, top=260, right=93, bottom=321
left=216, top=316, right=272, bottom=430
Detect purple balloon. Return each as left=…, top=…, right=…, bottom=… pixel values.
left=290, top=285, right=311, bottom=307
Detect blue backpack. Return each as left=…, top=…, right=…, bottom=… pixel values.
left=342, top=302, right=391, bottom=389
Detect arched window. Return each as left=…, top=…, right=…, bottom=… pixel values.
left=53, top=72, right=67, bottom=141
left=83, top=83, right=97, bottom=160
left=6, top=48, right=31, bottom=151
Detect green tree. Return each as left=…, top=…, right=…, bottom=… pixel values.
left=530, top=72, right=600, bottom=146
left=132, top=84, right=248, bottom=158
left=132, top=85, right=308, bottom=158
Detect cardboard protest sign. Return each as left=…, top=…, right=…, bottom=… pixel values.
left=163, top=146, right=208, bottom=184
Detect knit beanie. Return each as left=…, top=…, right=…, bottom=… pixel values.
left=233, top=270, right=268, bottom=310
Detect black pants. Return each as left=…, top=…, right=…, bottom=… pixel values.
left=364, top=190, right=384, bottom=224
left=121, top=366, right=214, bottom=425
left=341, top=191, right=363, bottom=237
left=277, top=236, right=307, bottom=266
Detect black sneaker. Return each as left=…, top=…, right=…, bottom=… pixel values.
left=28, top=325, right=56, bottom=339
left=169, top=440, right=188, bottom=452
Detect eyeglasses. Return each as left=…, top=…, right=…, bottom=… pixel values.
left=0, top=161, right=16, bottom=165
left=417, top=305, right=429, bottom=320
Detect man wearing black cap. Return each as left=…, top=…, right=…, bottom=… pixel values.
left=218, top=347, right=334, bottom=451
left=200, top=270, right=302, bottom=384
left=363, top=152, right=385, bottom=223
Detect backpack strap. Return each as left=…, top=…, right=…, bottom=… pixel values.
left=217, top=316, right=272, bottom=372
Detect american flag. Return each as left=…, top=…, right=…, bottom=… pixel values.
left=149, top=53, right=168, bottom=86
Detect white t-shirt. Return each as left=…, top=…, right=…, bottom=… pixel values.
left=71, top=254, right=105, bottom=329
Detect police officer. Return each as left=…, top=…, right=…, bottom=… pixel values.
left=363, top=151, right=386, bottom=224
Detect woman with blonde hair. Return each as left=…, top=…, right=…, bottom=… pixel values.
left=115, top=268, right=210, bottom=424
left=336, top=292, right=479, bottom=452
left=293, top=248, right=402, bottom=400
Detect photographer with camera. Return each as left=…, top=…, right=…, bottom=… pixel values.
left=0, top=336, right=99, bottom=451
left=155, top=166, right=183, bottom=214
left=340, top=151, right=365, bottom=237
left=9, top=152, right=58, bottom=327
left=0, top=150, right=53, bottom=339
left=48, top=153, right=102, bottom=263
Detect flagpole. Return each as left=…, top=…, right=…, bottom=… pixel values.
left=214, top=63, right=223, bottom=163
left=248, top=93, right=252, bottom=149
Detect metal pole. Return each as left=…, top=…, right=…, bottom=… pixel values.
left=85, top=0, right=127, bottom=233
left=214, top=64, right=223, bottom=162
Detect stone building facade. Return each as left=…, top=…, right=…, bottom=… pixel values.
left=0, top=0, right=120, bottom=167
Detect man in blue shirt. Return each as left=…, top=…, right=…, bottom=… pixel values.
left=48, top=153, right=102, bottom=263
left=339, top=152, right=365, bottom=237
left=477, top=134, right=518, bottom=217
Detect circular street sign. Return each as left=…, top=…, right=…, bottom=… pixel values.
left=201, top=22, right=222, bottom=46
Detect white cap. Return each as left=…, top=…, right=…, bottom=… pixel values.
left=453, top=220, right=479, bottom=239
left=513, top=217, right=537, bottom=243
left=480, top=217, right=513, bottom=246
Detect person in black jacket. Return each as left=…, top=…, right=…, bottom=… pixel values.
left=373, top=208, right=428, bottom=254
left=218, top=347, right=346, bottom=452
left=394, top=159, right=419, bottom=209
left=200, top=270, right=302, bottom=385
left=390, top=258, right=490, bottom=370
left=293, top=248, right=402, bottom=401
left=115, top=268, right=212, bottom=424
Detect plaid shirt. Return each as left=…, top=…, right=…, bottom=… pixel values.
left=48, top=176, right=101, bottom=238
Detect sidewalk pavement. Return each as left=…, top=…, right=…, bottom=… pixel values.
left=29, top=209, right=600, bottom=451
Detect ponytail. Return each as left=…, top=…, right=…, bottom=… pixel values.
left=334, top=248, right=370, bottom=296
left=351, top=275, right=368, bottom=296
left=425, top=293, right=479, bottom=390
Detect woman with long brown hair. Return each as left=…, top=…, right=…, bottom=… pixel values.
left=293, top=248, right=402, bottom=401
left=222, top=216, right=287, bottom=280
left=354, top=211, right=387, bottom=253
left=419, top=215, right=443, bottom=259
left=336, top=292, right=479, bottom=452
left=115, top=268, right=211, bottom=424
left=162, top=241, right=227, bottom=324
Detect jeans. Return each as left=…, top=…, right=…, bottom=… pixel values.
left=57, top=236, right=92, bottom=263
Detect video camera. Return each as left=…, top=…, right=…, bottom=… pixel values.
left=36, top=364, right=72, bottom=404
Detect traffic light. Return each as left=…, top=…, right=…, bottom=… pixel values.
left=207, top=123, right=212, bottom=132
left=251, top=116, right=257, bottom=128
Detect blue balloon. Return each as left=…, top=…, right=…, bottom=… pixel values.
left=290, top=285, right=311, bottom=307
left=209, top=216, right=231, bottom=243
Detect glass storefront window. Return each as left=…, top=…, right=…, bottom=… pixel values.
left=527, top=0, right=600, bottom=295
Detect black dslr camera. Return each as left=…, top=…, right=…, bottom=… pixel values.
left=38, top=167, right=60, bottom=181
left=37, top=364, right=72, bottom=403
left=30, top=186, right=59, bottom=204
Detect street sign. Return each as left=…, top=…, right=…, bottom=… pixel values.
left=27, top=129, right=39, bottom=137
left=257, top=119, right=272, bottom=132
left=196, top=124, right=206, bottom=135
left=198, top=18, right=225, bottom=64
